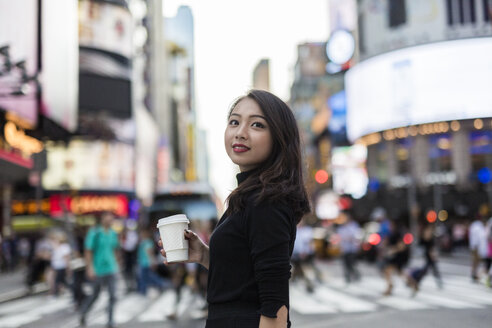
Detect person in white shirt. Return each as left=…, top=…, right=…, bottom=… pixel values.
left=292, top=220, right=316, bottom=292
left=469, top=216, right=488, bottom=282
left=337, top=212, right=362, bottom=283
left=50, top=231, right=72, bottom=296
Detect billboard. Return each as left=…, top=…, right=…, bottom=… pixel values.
left=345, top=37, right=492, bottom=141
left=78, top=0, right=133, bottom=119
left=42, top=140, right=134, bottom=191
left=78, top=0, right=133, bottom=58
left=358, top=0, right=492, bottom=60
left=0, top=0, right=38, bottom=126
left=41, top=0, right=79, bottom=132
left=135, top=107, right=159, bottom=205
left=331, top=145, right=368, bottom=199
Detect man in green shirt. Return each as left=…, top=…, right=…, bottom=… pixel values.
left=79, top=212, right=119, bottom=328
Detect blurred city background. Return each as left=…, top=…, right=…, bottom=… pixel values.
left=0, top=0, right=491, bottom=327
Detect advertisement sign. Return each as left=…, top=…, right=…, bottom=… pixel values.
left=0, top=0, right=38, bottom=126
left=345, top=37, right=492, bottom=141
left=42, top=140, right=135, bottom=191
left=358, top=0, right=492, bottom=60
left=135, top=107, right=159, bottom=204
left=12, top=194, right=129, bottom=218
left=41, top=0, right=78, bottom=132
left=50, top=194, right=129, bottom=218
left=331, top=145, right=368, bottom=199
left=78, top=0, right=133, bottom=118
left=78, top=0, right=133, bottom=58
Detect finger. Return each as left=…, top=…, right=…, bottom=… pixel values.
left=160, top=249, right=167, bottom=257
left=184, top=229, right=195, bottom=240
left=158, top=239, right=163, bottom=247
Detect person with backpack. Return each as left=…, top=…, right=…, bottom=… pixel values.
left=79, top=212, right=120, bottom=328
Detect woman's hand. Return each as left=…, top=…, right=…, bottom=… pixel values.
left=158, top=229, right=210, bottom=269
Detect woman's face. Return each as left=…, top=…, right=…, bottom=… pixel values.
left=224, top=97, right=273, bottom=172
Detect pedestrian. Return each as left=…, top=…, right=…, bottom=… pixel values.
left=485, top=217, right=492, bottom=287
left=468, top=214, right=488, bottom=282
left=137, top=228, right=170, bottom=296
left=26, top=230, right=52, bottom=292
left=381, top=220, right=408, bottom=296
left=79, top=212, right=120, bottom=328
left=291, top=219, right=315, bottom=292
left=405, top=224, right=443, bottom=296
left=120, top=221, right=139, bottom=293
left=337, top=212, right=361, bottom=284
left=71, top=226, right=88, bottom=310
left=159, top=90, right=311, bottom=327
left=50, top=231, right=72, bottom=296
left=421, top=224, right=443, bottom=288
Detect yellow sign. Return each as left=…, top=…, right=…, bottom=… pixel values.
left=11, top=199, right=51, bottom=215
left=4, top=121, right=44, bottom=155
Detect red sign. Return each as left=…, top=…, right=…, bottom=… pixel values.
left=50, top=194, right=129, bottom=217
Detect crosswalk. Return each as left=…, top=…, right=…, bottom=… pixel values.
left=0, top=274, right=490, bottom=327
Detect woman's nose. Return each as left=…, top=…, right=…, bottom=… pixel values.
left=235, top=124, right=247, bottom=139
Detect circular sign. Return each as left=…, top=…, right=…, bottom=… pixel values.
left=326, top=30, right=355, bottom=65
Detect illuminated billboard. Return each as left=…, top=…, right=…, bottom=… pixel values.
left=43, top=139, right=135, bottom=191
left=0, top=0, right=38, bottom=126
left=41, top=0, right=79, bottom=132
left=78, top=0, right=133, bottom=58
left=345, top=37, right=492, bottom=141
left=358, top=0, right=492, bottom=60
left=78, top=0, right=133, bottom=119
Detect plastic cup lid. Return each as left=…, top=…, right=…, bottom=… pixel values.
left=156, top=214, right=189, bottom=228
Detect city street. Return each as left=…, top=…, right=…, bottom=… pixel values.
left=0, top=251, right=491, bottom=328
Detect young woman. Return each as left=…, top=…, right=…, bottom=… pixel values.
left=159, top=89, right=310, bottom=327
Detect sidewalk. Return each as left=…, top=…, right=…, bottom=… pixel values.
left=0, top=268, right=48, bottom=304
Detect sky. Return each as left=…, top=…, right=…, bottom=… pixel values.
left=163, top=0, right=330, bottom=203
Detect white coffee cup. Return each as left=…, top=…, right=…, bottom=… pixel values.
left=156, top=214, right=190, bottom=263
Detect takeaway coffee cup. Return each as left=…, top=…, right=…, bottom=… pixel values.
left=156, top=214, right=190, bottom=263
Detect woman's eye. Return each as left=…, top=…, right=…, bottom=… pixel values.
left=252, top=122, right=265, bottom=128
left=229, top=119, right=239, bottom=125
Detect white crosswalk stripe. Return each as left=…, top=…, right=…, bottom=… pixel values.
left=0, top=275, right=491, bottom=327
left=289, top=274, right=492, bottom=314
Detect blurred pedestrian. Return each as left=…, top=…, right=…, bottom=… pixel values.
left=421, top=224, right=443, bottom=287
left=70, top=226, right=87, bottom=310
left=485, top=217, right=492, bottom=287
left=158, top=90, right=311, bottom=327
left=405, top=224, right=443, bottom=296
left=79, top=212, right=120, bottom=328
left=120, top=221, right=138, bottom=293
left=292, top=219, right=315, bottom=292
left=337, top=212, right=361, bottom=284
left=381, top=220, right=408, bottom=296
left=50, top=231, right=72, bottom=296
left=26, top=231, right=52, bottom=292
left=137, top=228, right=170, bottom=296
left=468, top=215, right=488, bottom=282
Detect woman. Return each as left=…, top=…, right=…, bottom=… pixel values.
left=159, top=90, right=310, bottom=327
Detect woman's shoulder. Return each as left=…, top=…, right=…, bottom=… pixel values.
left=245, top=197, right=295, bottom=224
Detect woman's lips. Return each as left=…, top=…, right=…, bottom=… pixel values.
left=233, top=144, right=250, bottom=153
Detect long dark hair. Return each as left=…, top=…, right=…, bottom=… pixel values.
left=225, top=90, right=310, bottom=222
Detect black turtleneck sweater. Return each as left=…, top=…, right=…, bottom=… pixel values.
left=207, top=170, right=296, bottom=322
